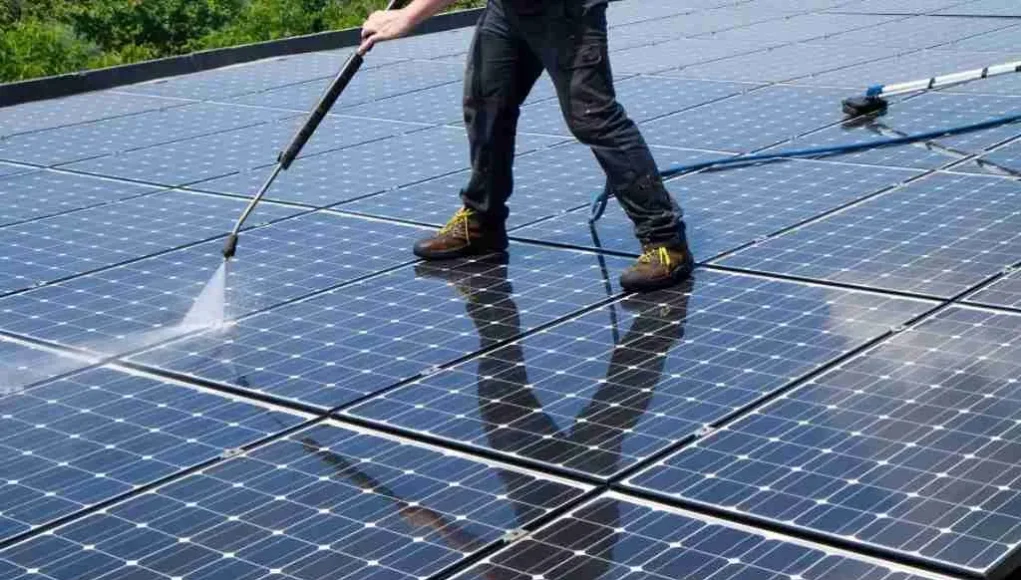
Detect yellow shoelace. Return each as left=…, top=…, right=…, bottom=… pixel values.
left=638, top=246, right=673, bottom=267
left=439, top=207, right=474, bottom=239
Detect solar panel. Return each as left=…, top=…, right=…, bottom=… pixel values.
left=625, top=305, right=1021, bottom=579
left=826, top=0, right=972, bottom=13
left=0, top=163, right=33, bottom=178
left=0, top=190, right=301, bottom=295
left=940, top=72, right=1021, bottom=97
left=65, top=115, right=419, bottom=189
left=811, top=16, right=1013, bottom=50
left=517, top=77, right=757, bottom=137
left=197, top=126, right=563, bottom=206
left=952, top=138, right=1021, bottom=177
left=130, top=247, right=633, bottom=410
left=0, top=102, right=298, bottom=167
left=342, top=142, right=713, bottom=230
left=513, top=159, right=918, bottom=261
left=965, top=270, right=1021, bottom=311
left=0, top=92, right=186, bottom=140
left=0, top=171, right=161, bottom=228
left=609, top=38, right=765, bottom=76
left=346, top=270, right=934, bottom=479
left=794, top=49, right=1021, bottom=90
left=716, top=172, right=1021, bottom=298
left=0, top=211, right=428, bottom=357
left=0, top=365, right=304, bottom=542
left=668, top=42, right=901, bottom=83
left=117, top=51, right=399, bottom=101
left=937, top=0, right=1021, bottom=16
left=453, top=493, right=950, bottom=580
left=0, top=336, right=96, bottom=394
left=366, top=27, right=475, bottom=60
left=228, top=60, right=464, bottom=112
left=938, top=23, right=1021, bottom=51
left=697, top=13, right=900, bottom=46
left=638, top=85, right=854, bottom=153
left=0, top=421, right=589, bottom=580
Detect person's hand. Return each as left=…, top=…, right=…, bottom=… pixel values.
left=359, top=8, right=416, bottom=55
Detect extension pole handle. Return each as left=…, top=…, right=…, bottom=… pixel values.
left=276, top=0, right=404, bottom=170
left=869, top=60, right=1021, bottom=98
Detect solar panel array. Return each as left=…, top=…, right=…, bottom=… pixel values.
left=0, top=1, right=1019, bottom=579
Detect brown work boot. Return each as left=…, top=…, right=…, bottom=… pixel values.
left=413, top=207, right=508, bottom=260
left=620, top=242, right=695, bottom=293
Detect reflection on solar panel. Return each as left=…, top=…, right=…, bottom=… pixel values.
left=348, top=271, right=934, bottom=479
left=717, top=172, right=1021, bottom=298
left=131, top=248, right=631, bottom=409
left=3, top=0, right=1021, bottom=577
left=0, top=366, right=304, bottom=543
left=454, top=493, right=948, bottom=580
left=0, top=421, right=588, bottom=580
left=627, top=306, right=1021, bottom=578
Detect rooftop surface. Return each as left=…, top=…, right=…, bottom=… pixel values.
left=1, top=1, right=1021, bottom=579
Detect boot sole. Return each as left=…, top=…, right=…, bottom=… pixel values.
left=413, top=243, right=508, bottom=261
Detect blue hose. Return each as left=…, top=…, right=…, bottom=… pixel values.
left=588, top=112, right=1021, bottom=222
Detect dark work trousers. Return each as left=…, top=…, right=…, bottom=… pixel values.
left=458, top=0, right=686, bottom=245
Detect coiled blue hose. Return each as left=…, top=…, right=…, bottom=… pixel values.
left=588, top=112, right=1021, bottom=222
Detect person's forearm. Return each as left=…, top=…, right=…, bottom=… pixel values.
left=402, top=0, right=462, bottom=28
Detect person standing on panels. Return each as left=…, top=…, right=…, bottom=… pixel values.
left=360, top=0, right=694, bottom=292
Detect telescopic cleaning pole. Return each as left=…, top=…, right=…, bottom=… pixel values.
left=222, top=0, right=403, bottom=260
left=842, top=60, right=1021, bottom=116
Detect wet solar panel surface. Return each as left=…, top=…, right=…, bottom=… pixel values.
left=1, top=1, right=1019, bottom=579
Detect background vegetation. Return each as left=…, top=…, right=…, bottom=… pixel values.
left=1, top=0, right=481, bottom=83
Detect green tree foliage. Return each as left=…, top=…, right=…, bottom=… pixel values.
left=0, top=0, right=483, bottom=83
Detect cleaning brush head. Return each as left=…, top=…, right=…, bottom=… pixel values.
left=842, top=95, right=888, bottom=117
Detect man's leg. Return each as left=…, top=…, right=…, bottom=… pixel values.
left=413, top=1, right=544, bottom=260
left=526, top=2, right=693, bottom=291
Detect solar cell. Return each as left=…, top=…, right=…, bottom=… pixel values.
left=626, top=305, right=1021, bottom=579
left=0, top=171, right=161, bottom=228
left=228, top=60, right=464, bottom=112
left=716, top=172, right=1021, bottom=298
left=0, top=211, right=427, bottom=357
left=0, top=421, right=589, bottom=580
left=0, top=103, right=298, bottom=167
left=517, top=77, right=756, bottom=137
left=513, top=159, right=919, bottom=260
left=196, top=126, right=563, bottom=205
left=965, top=270, right=1021, bottom=311
left=130, top=247, right=633, bottom=410
left=347, top=270, right=934, bottom=479
left=453, top=493, right=951, bottom=580
left=65, top=115, right=418, bottom=189
left=0, top=190, right=301, bottom=295
left=638, top=85, right=853, bottom=153
left=0, top=93, right=187, bottom=139
left=0, top=365, right=304, bottom=543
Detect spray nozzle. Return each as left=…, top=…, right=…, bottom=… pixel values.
left=222, top=234, right=239, bottom=260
